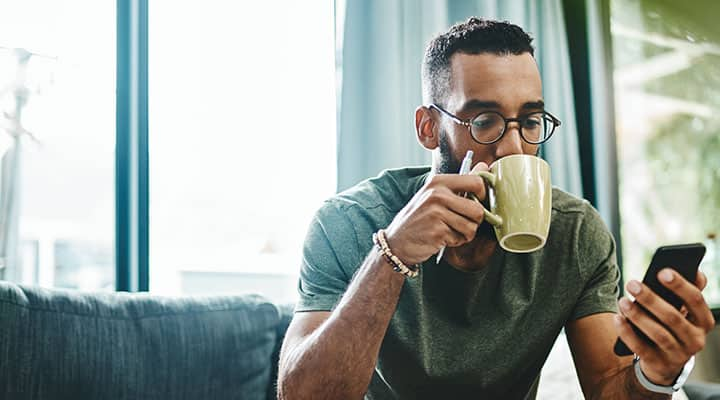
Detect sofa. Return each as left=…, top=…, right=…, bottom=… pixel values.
left=0, top=281, right=293, bottom=400
left=1, top=280, right=718, bottom=400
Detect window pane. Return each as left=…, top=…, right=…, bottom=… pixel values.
left=0, top=1, right=116, bottom=290
left=611, top=0, right=720, bottom=307
left=149, top=1, right=336, bottom=302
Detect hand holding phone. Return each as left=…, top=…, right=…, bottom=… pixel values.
left=614, top=243, right=706, bottom=356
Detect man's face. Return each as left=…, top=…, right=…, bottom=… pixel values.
left=435, top=52, right=543, bottom=173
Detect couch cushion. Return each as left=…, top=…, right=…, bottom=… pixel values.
left=684, top=382, right=720, bottom=400
left=0, top=281, right=280, bottom=400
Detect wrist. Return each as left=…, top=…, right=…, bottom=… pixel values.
left=634, top=355, right=695, bottom=394
left=381, top=228, right=405, bottom=261
left=639, top=360, right=676, bottom=386
left=373, top=230, right=420, bottom=278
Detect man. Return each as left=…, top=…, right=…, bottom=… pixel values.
left=277, top=18, right=715, bottom=399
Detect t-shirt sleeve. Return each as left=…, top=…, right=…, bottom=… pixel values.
left=570, top=203, right=621, bottom=320
left=295, top=202, right=361, bottom=312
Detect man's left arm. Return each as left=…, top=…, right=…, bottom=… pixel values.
left=566, top=271, right=716, bottom=399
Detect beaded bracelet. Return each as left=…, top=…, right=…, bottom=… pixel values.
left=372, top=229, right=420, bottom=278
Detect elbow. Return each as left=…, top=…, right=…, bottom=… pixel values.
left=276, top=367, right=296, bottom=400
left=276, top=357, right=295, bottom=400
left=276, top=356, right=311, bottom=400
left=276, top=366, right=315, bottom=400
left=277, top=364, right=363, bottom=400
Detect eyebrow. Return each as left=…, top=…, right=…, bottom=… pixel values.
left=457, top=99, right=501, bottom=114
left=457, top=99, right=545, bottom=114
left=521, top=100, right=545, bottom=110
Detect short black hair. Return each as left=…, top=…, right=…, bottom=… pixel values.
left=421, top=17, right=535, bottom=106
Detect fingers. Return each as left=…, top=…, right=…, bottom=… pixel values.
left=614, top=313, right=656, bottom=357
left=426, top=174, right=487, bottom=201
left=627, top=280, right=705, bottom=354
left=423, top=179, right=487, bottom=224
left=618, top=297, right=683, bottom=356
left=659, top=269, right=715, bottom=332
left=696, top=270, right=708, bottom=291
left=435, top=209, right=478, bottom=245
left=614, top=313, right=682, bottom=385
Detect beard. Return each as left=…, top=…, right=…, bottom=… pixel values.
left=436, top=129, right=496, bottom=241
left=437, top=129, right=462, bottom=174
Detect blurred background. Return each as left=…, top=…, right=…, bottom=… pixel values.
left=0, top=0, right=717, bottom=396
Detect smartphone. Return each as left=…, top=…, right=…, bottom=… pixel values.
left=614, top=243, right=706, bottom=356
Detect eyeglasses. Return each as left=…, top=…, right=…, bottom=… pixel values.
left=429, top=104, right=561, bottom=145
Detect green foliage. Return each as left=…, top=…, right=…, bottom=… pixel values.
left=646, top=114, right=720, bottom=237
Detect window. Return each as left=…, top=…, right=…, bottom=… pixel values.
left=611, top=0, right=720, bottom=307
left=148, top=1, right=336, bottom=302
left=0, top=1, right=116, bottom=290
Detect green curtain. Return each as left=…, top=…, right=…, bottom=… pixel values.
left=336, top=0, right=583, bottom=198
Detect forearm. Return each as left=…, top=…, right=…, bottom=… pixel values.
left=278, top=250, right=405, bottom=400
left=591, top=365, right=671, bottom=400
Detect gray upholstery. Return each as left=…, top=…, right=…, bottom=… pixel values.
left=0, top=281, right=285, bottom=400
left=685, top=382, right=720, bottom=400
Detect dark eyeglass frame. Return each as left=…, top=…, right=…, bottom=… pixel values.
left=428, top=103, right=562, bottom=145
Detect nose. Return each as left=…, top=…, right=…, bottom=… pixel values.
left=494, top=124, right=524, bottom=158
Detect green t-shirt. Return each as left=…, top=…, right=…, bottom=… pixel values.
left=297, top=167, right=620, bottom=399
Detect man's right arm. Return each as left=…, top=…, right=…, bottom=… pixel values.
left=276, top=172, right=490, bottom=400
left=277, top=249, right=405, bottom=400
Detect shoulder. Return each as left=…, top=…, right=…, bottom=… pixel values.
left=310, top=166, right=430, bottom=247
left=547, top=188, right=614, bottom=263
left=325, top=166, right=430, bottom=216
left=548, top=188, right=617, bottom=280
left=551, top=188, right=608, bottom=235
left=551, top=187, right=593, bottom=215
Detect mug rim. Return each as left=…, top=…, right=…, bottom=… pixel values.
left=499, top=232, right=547, bottom=254
left=490, top=154, right=549, bottom=170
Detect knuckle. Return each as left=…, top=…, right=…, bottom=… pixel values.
left=654, top=331, right=673, bottom=349
left=427, top=206, right=443, bottom=220
left=425, top=188, right=442, bottom=203
left=690, top=336, right=706, bottom=354
left=665, top=311, right=682, bottom=326
left=433, top=229, right=447, bottom=243
left=688, top=290, right=705, bottom=307
left=465, top=222, right=478, bottom=238
left=472, top=184, right=486, bottom=198
left=426, top=175, right=442, bottom=187
left=475, top=205, right=486, bottom=221
left=430, top=228, right=444, bottom=243
left=472, top=204, right=485, bottom=221
left=447, top=234, right=463, bottom=247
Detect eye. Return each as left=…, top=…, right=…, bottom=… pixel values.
left=471, top=114, right=500, bottom=129
left=522, top=115, right=543, bottom=129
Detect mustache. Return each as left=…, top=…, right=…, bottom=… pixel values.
left=436, top=130, right=542, bottom=174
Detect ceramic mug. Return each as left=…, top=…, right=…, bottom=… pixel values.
left=471, top=154, right=552, bottom=253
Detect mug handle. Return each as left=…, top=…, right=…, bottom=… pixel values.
left=469, top=171, right=503, bottom=227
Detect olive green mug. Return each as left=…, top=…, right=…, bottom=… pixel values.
left=471, top=154, right=552, bottom=253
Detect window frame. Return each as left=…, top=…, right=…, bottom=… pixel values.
left=116, top=0, right=149, bottom=292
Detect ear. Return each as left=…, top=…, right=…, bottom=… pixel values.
left=415, top=106, right=439, bottom=150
